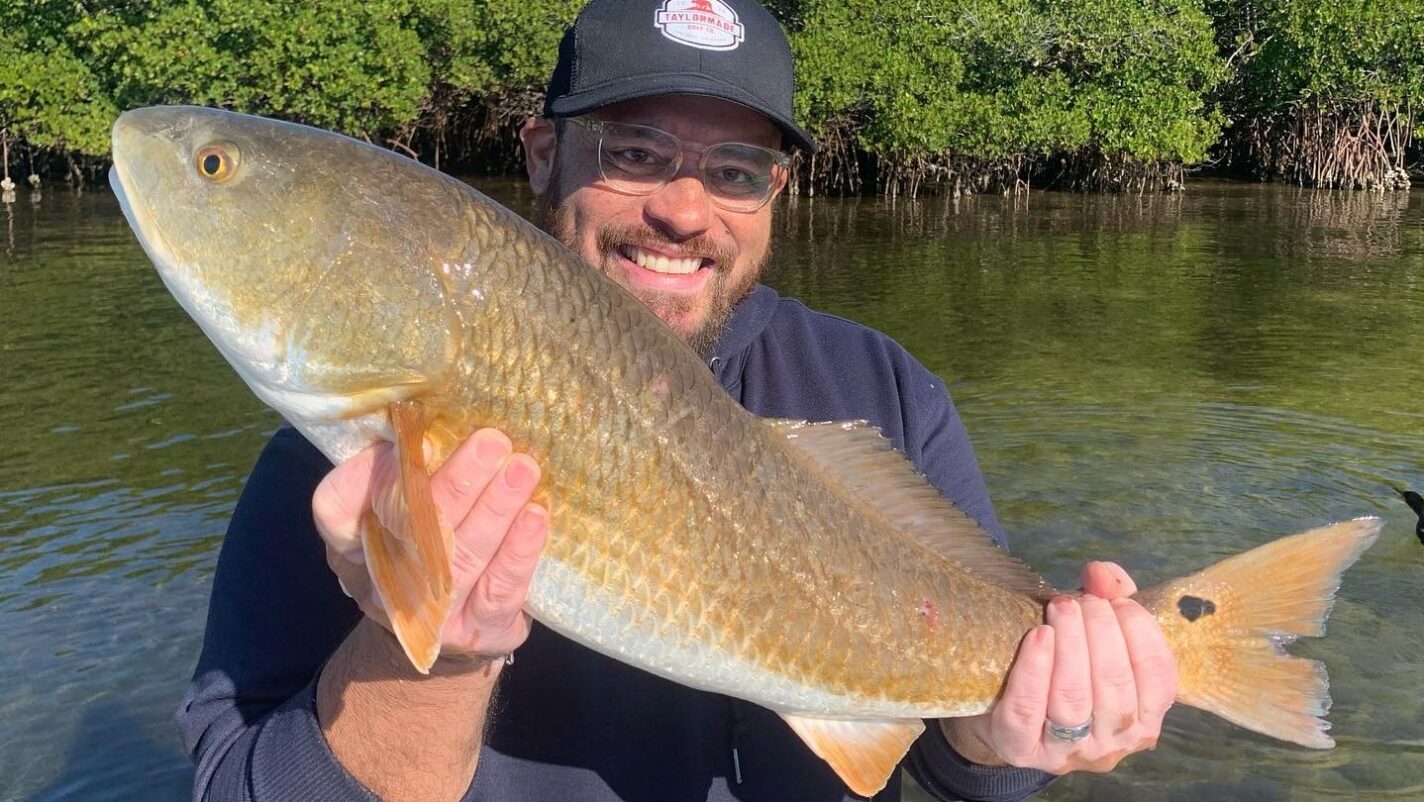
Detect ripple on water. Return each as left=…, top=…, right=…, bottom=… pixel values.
left=7, top=182, right=1424, bottom=801
left=944, top=391, right=1424, bottom=801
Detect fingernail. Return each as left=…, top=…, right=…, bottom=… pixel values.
left=475, top=430, right=510, bottom=466
left=1052, top=596, right=1077, bottom=614
left=503, top=458, right=537, bottom=491
left=518, top=504, right=548, bottom=529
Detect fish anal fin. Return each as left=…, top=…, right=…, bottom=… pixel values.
left=766, top=419, right=1054, bottom=600
left=780, top=713, right=925, bottom=797
left=361, top=400, right=455, bottom=673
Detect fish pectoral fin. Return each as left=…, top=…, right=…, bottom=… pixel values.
left=779, top=713, right=925, bottom=797
left=362, top=399, right=455, bottom=674
left=765, top=419, right=1054, bottom=600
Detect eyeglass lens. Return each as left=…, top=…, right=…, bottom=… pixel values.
left=596, top=123, right=782, bottom=208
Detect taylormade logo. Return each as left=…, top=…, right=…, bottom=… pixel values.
left=654, top=0, right=745, bottom=51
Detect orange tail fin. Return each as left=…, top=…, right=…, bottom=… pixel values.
left=1136, top=517, right=1382, bottom=747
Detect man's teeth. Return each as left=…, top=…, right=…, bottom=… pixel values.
left=627, top=247, right=703, bottom=275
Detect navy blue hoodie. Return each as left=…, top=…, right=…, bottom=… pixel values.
left=178, top=284, right=1055, bottom=802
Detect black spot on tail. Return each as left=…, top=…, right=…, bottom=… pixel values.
left=1177, top=595, right=1216, bottom=622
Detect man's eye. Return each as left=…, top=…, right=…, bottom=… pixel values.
left=611, top=147, right=658, bottom=165
left=716, top=166, right=756, bottom=185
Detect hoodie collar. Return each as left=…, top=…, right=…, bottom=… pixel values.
left=706, top=283, right=779, bottom=391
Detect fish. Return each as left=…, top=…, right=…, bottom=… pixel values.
left=109, top=106, right=1382, bottom=796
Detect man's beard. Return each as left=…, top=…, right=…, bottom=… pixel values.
left=534, top=183, right=768, bottom=358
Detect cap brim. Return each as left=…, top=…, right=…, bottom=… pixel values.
left=546, top=73, right=817, bottom=154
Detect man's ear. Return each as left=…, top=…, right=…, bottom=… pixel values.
left=521, top=117, right=558, bottom=195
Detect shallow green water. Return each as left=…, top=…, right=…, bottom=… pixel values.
left=1, top=181, right=1420, bottom=801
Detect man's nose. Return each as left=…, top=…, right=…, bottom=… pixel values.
left=643, top=161, right=714, bottom=240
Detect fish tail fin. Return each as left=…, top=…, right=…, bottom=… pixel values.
left=361, top=400, right=455, bottom=674
left=1137, top=517, right=1381, bottom=748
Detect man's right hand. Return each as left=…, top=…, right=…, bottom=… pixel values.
left=312, top=428, right=551, bottom=664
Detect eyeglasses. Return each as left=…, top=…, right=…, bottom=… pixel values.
left=566, top=117, right=791, bottom=212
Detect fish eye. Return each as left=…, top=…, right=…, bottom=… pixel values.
left=195, top=144, right=239, bottom=182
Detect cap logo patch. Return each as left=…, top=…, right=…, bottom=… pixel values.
left=654, top=0, right=745, bottom=52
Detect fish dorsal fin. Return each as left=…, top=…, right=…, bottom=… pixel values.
left=361, top=399, right=456, bottom=673
left=780, top=714, right=925, bottom=797
left=766, top=419, right=1055, bottom=600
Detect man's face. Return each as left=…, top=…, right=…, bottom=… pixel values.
left=527, top=95, right=787, bottom=355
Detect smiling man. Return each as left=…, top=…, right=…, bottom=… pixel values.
left=178, top=1, right=1178, bottom=800
left=532, top=96, right=784, bottom=355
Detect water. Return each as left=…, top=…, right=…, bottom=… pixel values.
left=1, top=181, right=1420, bottom=801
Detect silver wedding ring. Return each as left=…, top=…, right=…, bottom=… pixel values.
left=1046, top=715, right=1093, bottom=742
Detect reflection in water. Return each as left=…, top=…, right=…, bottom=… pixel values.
left=17, top=703, right=191, bottom=802
left=1, top=182, right=1421, bottom=801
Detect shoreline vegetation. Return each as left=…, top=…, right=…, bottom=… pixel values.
left=2, top=0, right=1422, bottom=198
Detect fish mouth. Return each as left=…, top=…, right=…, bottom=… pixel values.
left=109, top=141, right=183, bottom=287
left=109, top=158, right=206, bottom=331
left=615, top=243, right=715, bottom=294
left=109, top=162, right=160, bottom=267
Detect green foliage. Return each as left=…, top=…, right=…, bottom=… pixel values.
left=1211, top=0, right=1424, bottom=187
left=1222, top=0, right=1424, bottom=112
left=70, top=0, right=432, bottom=136
left=0, top=0, right=581, bottom=163
left=0, top=2, right=116, bottom=155
left=791, top=0, right=1226, bottom=188
left=0, top=0, right=1418, bottom=192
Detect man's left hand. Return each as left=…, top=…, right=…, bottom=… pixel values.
left=942, top=561, right=1179, bottom=774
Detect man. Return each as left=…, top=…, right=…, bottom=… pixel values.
left=179, top=1, right=1179, bottom=800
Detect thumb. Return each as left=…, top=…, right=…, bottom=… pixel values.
left=312, top=443, right=386, bottom=556
left=1080, top=560, right=1137, bottom=600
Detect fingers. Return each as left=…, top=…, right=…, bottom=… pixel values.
left=989, top=625, right=1054, bottom=762
left=429, top=429, right=512, bottom=530
left=464, top=503, right=550, bottom=636
left=312, top=443, right=385, bottom=558
left=440, top=447, right=547, bottom=655
left=979, top=564, right=1177, bottom=776
left=448, top=452, right=540, bottom=589
left=1114, top=598, right=1179, bottom=731
left=312, top=426, right=551, bottom=664
left=1081, top=561, right=1136, bottom=600
left=1045, top=596, right=1094, bottom=732
left=1081, top=595, right=1137, bottom=736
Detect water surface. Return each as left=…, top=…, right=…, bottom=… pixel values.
left=1, top=181, right=1420, bottom=800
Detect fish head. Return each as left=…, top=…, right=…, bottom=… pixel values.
left=110, top=106, right=460, bottom=425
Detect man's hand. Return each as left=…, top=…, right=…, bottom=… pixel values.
left=313, top=429, right=548, bottom=801
left=943, top=561, right=1179, bottom=774
left=313, top=428, right=550, bottom=663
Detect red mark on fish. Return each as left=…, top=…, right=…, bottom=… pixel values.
left=917, top=599, right=939, bottom=630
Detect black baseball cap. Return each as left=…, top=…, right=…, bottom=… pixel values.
left=544, top=0, right=817, bottom=153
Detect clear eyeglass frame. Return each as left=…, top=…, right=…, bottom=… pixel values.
left=565, top=117, right=791, bottom=212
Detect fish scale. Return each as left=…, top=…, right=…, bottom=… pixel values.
left=413, top=186, right=1032, bottom=713
left=110, top=106, right=1384, bottom=796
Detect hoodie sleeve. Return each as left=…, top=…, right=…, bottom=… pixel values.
left=899, top=367, right=1057, bottom=802
left=176, top=427, right=377, bottom=801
